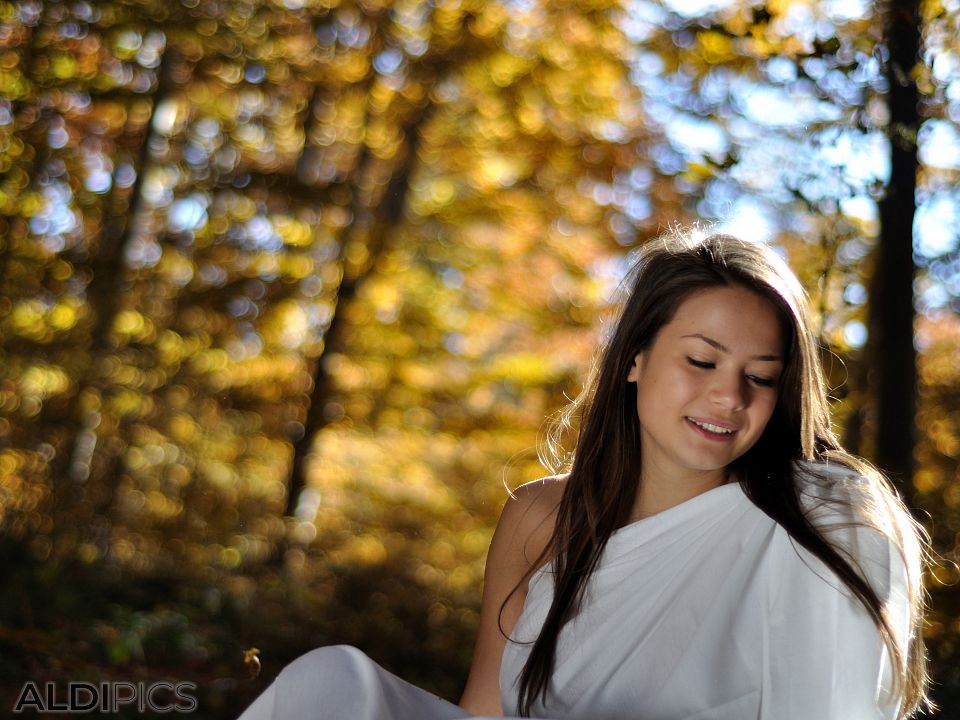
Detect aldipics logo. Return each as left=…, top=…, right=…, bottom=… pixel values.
left=12, top=681, right=198, bottom=714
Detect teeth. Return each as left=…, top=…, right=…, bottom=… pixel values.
left=690, top=418, right=734, bottom=434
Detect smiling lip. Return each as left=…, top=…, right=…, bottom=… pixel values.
left=685, top=416, right=739, bottom=441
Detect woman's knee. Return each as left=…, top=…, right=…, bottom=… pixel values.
left=271, top=645, right=381, bottom=718
left=278, top=645, right=376, bottom=691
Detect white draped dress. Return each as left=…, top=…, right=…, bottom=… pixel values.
left=237, top=463, right=909, bottom=720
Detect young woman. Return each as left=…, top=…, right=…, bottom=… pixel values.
left=237, top=231, right=931, bottom=720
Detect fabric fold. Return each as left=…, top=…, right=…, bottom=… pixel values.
left=500, top=466, right=906, bottom=720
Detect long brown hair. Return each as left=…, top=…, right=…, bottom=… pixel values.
left=505, top=230, right=931, bottom=718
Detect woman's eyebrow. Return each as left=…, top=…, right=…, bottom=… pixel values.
left=681, top=333, right=783, bottom=362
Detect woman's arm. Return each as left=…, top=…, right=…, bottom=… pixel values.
left=458, top=478, right=563, bottom=716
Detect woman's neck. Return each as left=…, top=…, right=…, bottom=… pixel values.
left=629, top=466, right=731, bottom=522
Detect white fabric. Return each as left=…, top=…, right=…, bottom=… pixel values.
left=499, top=463, right=908, bottom=719
left=236, top=645, right=474, bottom=720
left=237, top=463, right=908, bottom=720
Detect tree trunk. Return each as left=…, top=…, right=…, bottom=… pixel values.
left=283, top=100, right=434, bottom=519
left=55, top=46, right=180, bottom=505
left=869, top=0, right=920, bottom=489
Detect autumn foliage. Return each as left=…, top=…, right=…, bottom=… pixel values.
left=1, top=0, right=959, bottom=716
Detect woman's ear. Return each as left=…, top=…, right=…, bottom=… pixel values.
left=627, top=352, right=643, bottom=383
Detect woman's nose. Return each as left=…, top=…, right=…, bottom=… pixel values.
left=710, top=372, right=746, bottom=411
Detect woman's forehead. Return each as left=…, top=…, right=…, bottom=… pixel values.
left=662, top=287, right=786, bottom=353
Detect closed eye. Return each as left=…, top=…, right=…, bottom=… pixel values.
left=688, top=358, right=776, bottom=387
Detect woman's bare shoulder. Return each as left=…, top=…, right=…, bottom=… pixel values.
left=496, top=475, right=567, bottom=569
left=508, top=474, right=567, bottom=508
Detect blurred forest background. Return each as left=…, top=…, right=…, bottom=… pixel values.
left=1, top=0, right=959, bottom=717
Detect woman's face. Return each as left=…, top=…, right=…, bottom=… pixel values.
left=627, top=285, right=786, bottom=485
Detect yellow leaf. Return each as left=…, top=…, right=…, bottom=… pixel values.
left=697, top=30, right=737, bottom=64
left=51, top=53, right=78, bottom=80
